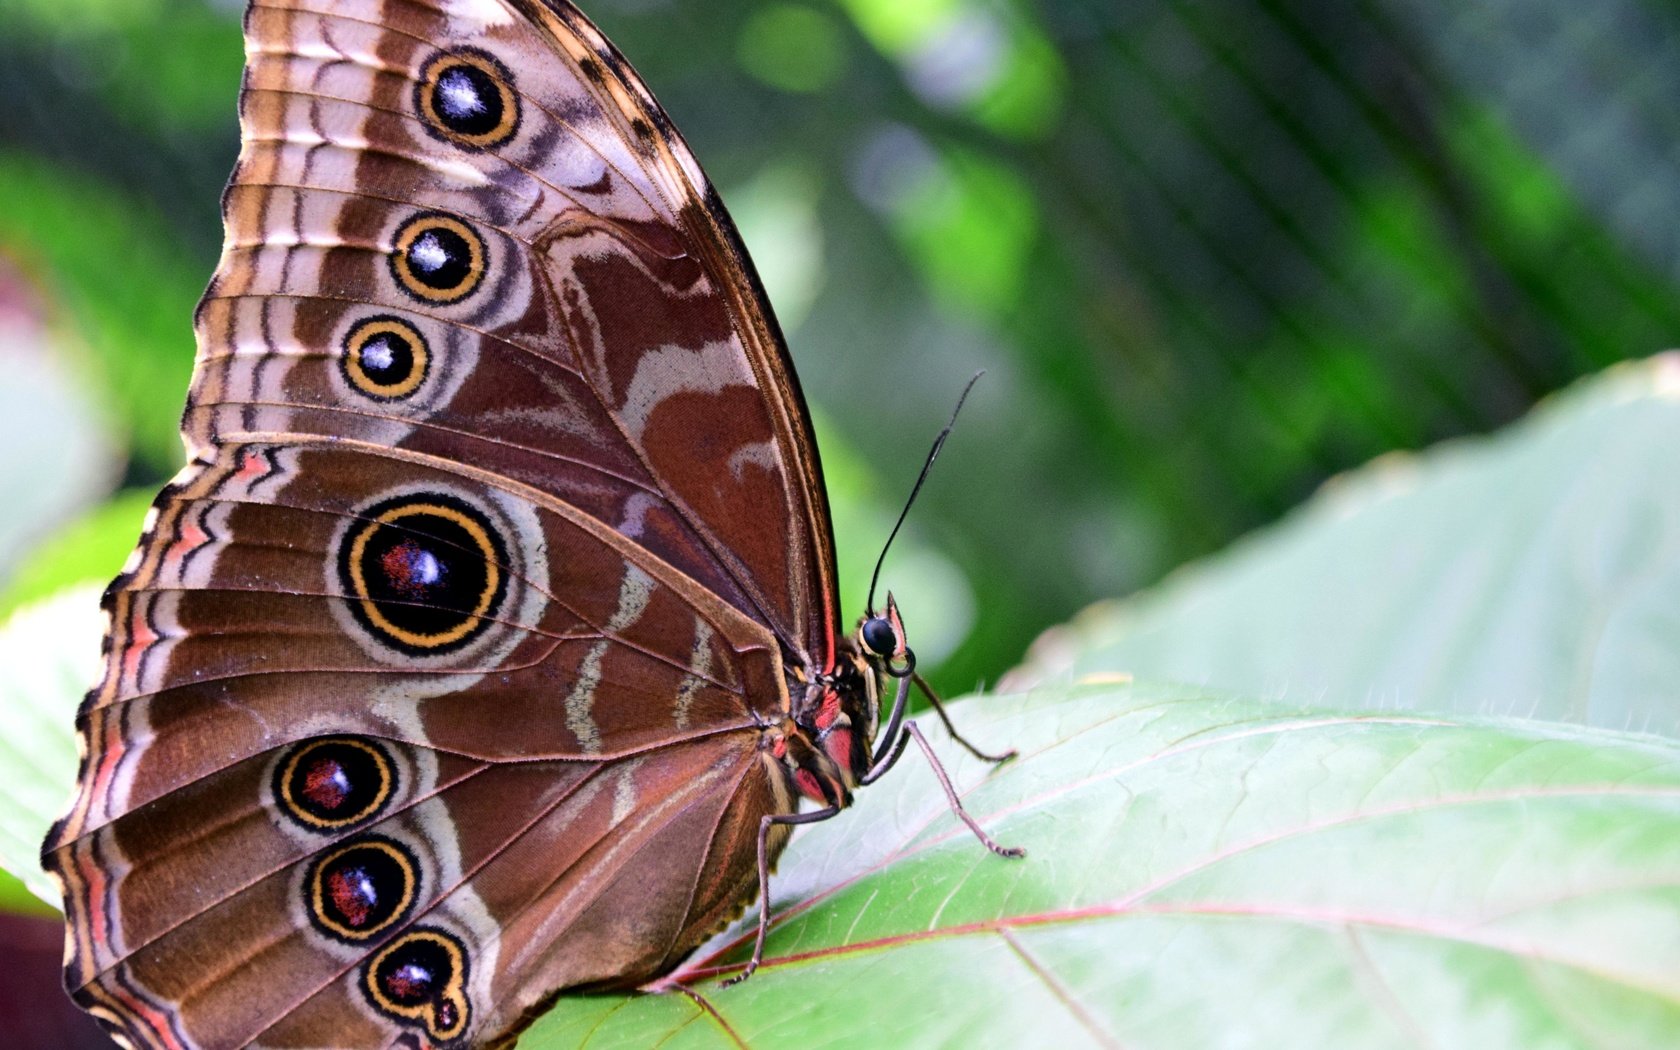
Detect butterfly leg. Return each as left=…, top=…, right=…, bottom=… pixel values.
left=911, top=721, right=1023, bottom=859
left=862, top=718, right=1024, bottom=860
left=723, top=805, right=842, bottom=988
left=912, top=671, right=1017, bottom=764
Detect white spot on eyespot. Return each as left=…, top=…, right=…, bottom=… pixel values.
left=439, top=72, right=486, bottom=120
left=361, top=340, right=395, bottom=372
left=410, top=233, right=450, bottom=273
left=411, top=550, right=442, bottom=587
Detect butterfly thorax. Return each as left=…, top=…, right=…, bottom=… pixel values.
left=776, top=642, right=881, bottom=807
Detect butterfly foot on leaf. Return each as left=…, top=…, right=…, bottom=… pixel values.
left=971, top=817, right=1026, bottom=860
left=720, top=959, right=760, bottom=988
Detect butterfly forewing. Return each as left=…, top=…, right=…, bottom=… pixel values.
left=44, top=0, right=840, bottom=1046
left=194, top=0, right=837, bottom=652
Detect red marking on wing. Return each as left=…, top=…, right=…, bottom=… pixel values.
left=106, top=982, right=187, bottom=1050
left=328, top=869, right=373, bottom=929
left=87, top=715, right=130, bottom=829
left=813, top=688, right=841, bottom=731
left=235, top=447, right=271, bottom=482
left=70, top=865, right=189, bottom=1050
left=160, top=516, right=212, bottom=578
left=119, top=618, right=158, bottom=691
left=380, top=539, right=435, bottom=598
left=820, top=728, right=854, bottom=780
left=71, top=847, right=110, bottom=954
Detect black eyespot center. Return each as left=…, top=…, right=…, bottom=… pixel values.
left=307, top=836, right=419, bottom=942
left=435, top=66, right=498, bottom=130
left=364, top=928, right=471, bottom=1042
left=339, top=493, right=508, bottom=655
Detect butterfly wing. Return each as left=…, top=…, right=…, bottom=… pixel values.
left=49, top=439, right=798, bottom=1047
left=193, top=0, right=839, bottom=663
left=45, top=0, right=833, bottom=1045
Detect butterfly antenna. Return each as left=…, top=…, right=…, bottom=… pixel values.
left=865, top=371, right=984, bottom=616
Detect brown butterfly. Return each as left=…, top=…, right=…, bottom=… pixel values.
left=41, top=1, right=1019, bottom=1047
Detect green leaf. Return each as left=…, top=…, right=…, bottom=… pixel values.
left=2, top=0, right=243, bottom=137
left=891, top=145, right=1038, bottom=315
left=520, top=683, right=1680, bottom=1048
left=737, top=6, right=848, bottom=95
left=0, top=867, right=54, bottom=917
left=0, top=585, right=103, bottom=907
left=1006, top=355, right=1680, bottom=736
left=0, top=583, right=1671, bottom=1045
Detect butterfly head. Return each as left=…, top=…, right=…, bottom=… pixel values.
left=857, top=591, right=914, bottom=679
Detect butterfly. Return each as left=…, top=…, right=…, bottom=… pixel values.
left=41, top=1, right=1020, bottom=1046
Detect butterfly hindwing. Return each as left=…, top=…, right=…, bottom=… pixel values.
left=61, top=732, right=781, bottom=1048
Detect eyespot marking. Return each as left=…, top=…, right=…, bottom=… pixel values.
left=306, top=836, right=418, bottom=942
left=390, top=212, right=487, bottom=305
left=416, top=47, right=520, bottom=151
left=338, top=493, right=508, bottom=655
left=341, top=315, right=430, bottom=400
left=275, top=738, right=396, bottom=831
left=364, top=928, right=471, bottom=1043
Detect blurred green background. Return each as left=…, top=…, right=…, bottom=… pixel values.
left=6, top=0, right=1680, bottom=734
left=3, top=0, right=1679, bottom=1043
left=8, top=0, right=1679, bottom=699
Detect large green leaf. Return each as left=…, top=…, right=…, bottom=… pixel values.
left=1005, top=355, right=1680, bottom=736
left=519, top=682, right=1678, bottom=1048
left=1, top=586, right=1672, bottom=1045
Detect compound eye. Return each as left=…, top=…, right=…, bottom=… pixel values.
left=861, top=616, right=897, bottom=658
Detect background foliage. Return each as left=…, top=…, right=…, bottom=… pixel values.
left=2, top=0, right=1677, bottom=1046
left=12, top=0, right=1680, bottom=691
